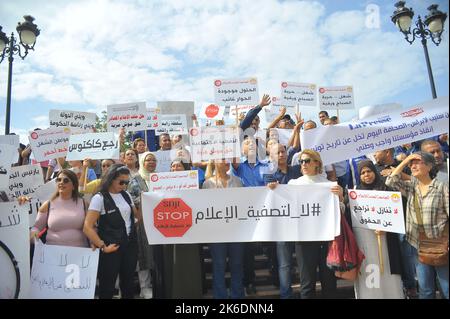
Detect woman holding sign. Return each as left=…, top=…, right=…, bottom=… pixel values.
left=386, top=152, right=449, bottom=299
left=351, top=160, right=404, bottom=299
left=83, top=164, right=139, bottom=299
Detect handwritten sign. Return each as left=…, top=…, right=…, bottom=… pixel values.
left=155, top=114, right=188, bottom=136
left=0, top=144, right=16, bottom=190
left=189, top=126, right=241, bottom=162
left=348, top=190, right=405, bottom=234
left=142, top=184, right=340, bottom=244
left=318, top=86, right=354, bottom=110
left=155, top=150, right=173, bottom=173
left=65, top=132, right=120, bottom=161
left=147, top=170, right=199, bottom=192
left=281, top=82, right=317, bottom=107
left=30, top=241, right=99, bottom=299
left=0, top=202, right=30, bottom=298
left=28, top=127, right=71, bottom=162
left=49, top=109, right=96, bottom=133
left=214, top=78, right=259, bottom=107
left=107, top=101, right=147, bottom=132
left=199, top=104, right=225, bottom=120
left=8, top=164, right=44, bottom=200
left=302, top=96, right=449, bottom=166
left=228, top=104, right=254, bottom=119
left=146, top=108, right=160, bottom=130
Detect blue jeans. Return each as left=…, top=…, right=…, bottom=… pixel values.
left=209, top=243, right=244, bottom=299
left=277, top=242, right=293, bottom=299
left=399, top=234, right=417, bottom=289
left=412, top=246, right=449, bottom=299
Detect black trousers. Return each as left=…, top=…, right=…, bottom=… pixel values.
left=295, top=241, right=336, bottom=299
left=98, top=239, right=138, bottom=299
left=243, top=242, right=256, bottom=286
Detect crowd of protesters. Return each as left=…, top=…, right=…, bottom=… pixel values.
left=1, top=94, right=448, bottom=300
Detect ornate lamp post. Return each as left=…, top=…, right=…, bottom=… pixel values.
left=0, top=15, right=40, bottom=134
left=391, top=1, right=447, bottom=99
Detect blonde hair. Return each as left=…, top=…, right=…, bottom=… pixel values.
left=299, top=149, right=323, bottom=174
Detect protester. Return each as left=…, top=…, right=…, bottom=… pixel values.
left=30, top=169, right=89, bottom=247
left=83, top=164, right=139, bottom=299
left=133, top=138, right=148, bottom=154
left=350, top=160, right=404, bottom=299
left=203, top=158, right=245, bottom=299
left=421, top=139, right=448, bottom=182
left=287, top=149, right=342, bottom=299
left=318, top=111, right=329, bottom=125
left=386, top=152, right=449, bottom=299
left=158, top=133, right=172, bottom=151
left=123, top=148, right=139, bottom=175
left=79, top=159, right=115, bottom=194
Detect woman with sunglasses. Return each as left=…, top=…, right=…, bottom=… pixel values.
left=286, top=149, right=343, bottom=299
left=30, top=169, right=89, bottom=247
left=83, top=164, right=140, bottom=299
left=386, top=152, right=449, bottom=299
left=126, top=151, right=157, bottom=299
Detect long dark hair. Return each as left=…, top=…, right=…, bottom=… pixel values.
left=99, top=164, right=130, bottom=193
left=50, top=169, right=80, bottom=202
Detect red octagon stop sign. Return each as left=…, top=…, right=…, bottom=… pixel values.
left=154, top=198, right=192, bottom=237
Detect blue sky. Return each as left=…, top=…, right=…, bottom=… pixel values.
left=0, top=0, right=448, bottom=143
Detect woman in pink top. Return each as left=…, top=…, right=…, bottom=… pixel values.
left=30, top=169, right=88, bottom=247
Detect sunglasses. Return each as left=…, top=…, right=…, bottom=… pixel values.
left=56, top=177, right=70, bottom=184
left=119, top=180, right=130, bottom=186
left=299, top=158, right=314, bottom=165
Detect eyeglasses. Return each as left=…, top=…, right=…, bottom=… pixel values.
left=118, top=180, right=130, bottom=186
left=299, top=158, right=314, bottom=165
left=56, top=177, right=70, bottom=184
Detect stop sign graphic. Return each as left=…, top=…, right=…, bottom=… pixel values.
left=154, top=198, right=192, bottom=237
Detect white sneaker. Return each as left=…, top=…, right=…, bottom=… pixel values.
left=140, top=288, right=153, bottom=299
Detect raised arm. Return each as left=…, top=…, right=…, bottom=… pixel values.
left=267, top=106, right=286, bottom=130
left=240, top=94, right=271, bottom=131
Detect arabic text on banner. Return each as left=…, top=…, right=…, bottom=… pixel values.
left=28, top=127, right=70, bottom=162
left=49, top=109, right=96, bottom=133
left=302, top=96, right=449, bottom=166
left=318, top=86, right=354, bottom=110
left=280, top=82, right=317, bottom=107
left=107, top=102, right=147, bottom=132
left=141, top=184, right=340, bottom=244
left=146, top=170, right=199, bottom=192
left=214, top=78, right=259, bottom=107
left=65, top=132, right=120, bottom=161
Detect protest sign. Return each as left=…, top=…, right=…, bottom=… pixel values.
left=146, top=170, right=199, bottom=192
left=155, top=114, right=188, bottom=136
left=214, top=78, right=259, bottom=107
left=154, top=150, right=173, bottom=173
left=0, top=144, right=16, bottom=190
left=141, top=184, right=340, bottom=244
left=0, top=202, right=30, bottom=298
left=65, top=132, right=119, bottom=161
left=49, top=109, right=96, bottom=133
left=146, top=108, right=160, bottom=130
left=8, top=164, right=44, bottom=200
left=199, top=104, right=225, bottom=120
left=318, top=86, right=354, bottom=110
left=189, top=126, right=241, bottom=162
left=30, top=241, right=99, bottom=299
left=28, top=128, right=70, bottom=162
left=302, top=96, right=449, bottom=166
left=157, top=101, right=195, bottom=137
left=281, top=82, right=317, bottom=107
left=0, top=135, right=20, bottom=164
left=107, top=102, right=147, bottom=132
left=348, top=189, right=405, bottom=234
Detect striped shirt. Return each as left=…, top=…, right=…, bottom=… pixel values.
left=385, top=174, right=449, bottom=249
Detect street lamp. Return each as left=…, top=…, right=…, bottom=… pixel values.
left=391, top=1, right=447, bottom=99
left=0, top=15, right=40, bottom=134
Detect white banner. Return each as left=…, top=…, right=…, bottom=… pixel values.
left=275, top=129, right=293, bottom=146
left=189, top=126, right=241, bottom=163
left=141, top=184, right=340, bottom=244
left=146, top=170, right=199, bottom=192
left=66, top=132, right=120, bottom=161
left=0, top=144, right=16, bottom=190
left=281, top=82, right=317, bottom=107
left=157, top=101, right=195, bottom=137
left=0, top=202, right=30, bottom=299
left=0, top=135, right=20, bottom=164
left=214, top=78, right=259, bottom=107
left=49, top=109, right=96, bottom=133
left=228, top=105, right=254, bottom=120
left=302, top=96, right=450, bottom=166
left=30, top=179, right=57, bottom=226
left=155, top=114, right=188, bottom=136
left=107, top=102, right=147, bottom=132
left=199, top=104, right=225, bottom=120
left=318, top=86, right=354, bottom=110
left=146, top=108, right=160, bottom=130
left=348, top=190, right=405, bottom=234
left=28, top=128, right=70, bottom=162
left=8, top=165, right=44, bottom=200
left=30, top=241, right=99, bottom=299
